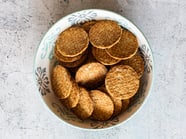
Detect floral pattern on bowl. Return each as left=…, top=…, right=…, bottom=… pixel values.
left=34, top=9, right=154, bottom=129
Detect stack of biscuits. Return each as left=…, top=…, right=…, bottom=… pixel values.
left=52, top=20, right=145, bottom=121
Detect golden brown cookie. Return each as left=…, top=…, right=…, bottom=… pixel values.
left=92, top=47, right=120, bottom=65
left=75, top=62, right=107, bottom=89
left=97, top=85, right=122, bottom=117
left=111, top=98, right=123, bottom=117
left=90, top=90, right=114, bottom=121
left=62, top=81, right=80, bottom=108
left=51, top=65, right=72, bottom=99
left=106, top=29, right=138, bottom=60
left=120, top=53, right=144, bottom=78
left=56, top=26, right=89, bottom=57
left=72, top=87, right=94, bottom=119
left=60, top=50, right=87, bottom=68
left=105, top=65, right=139, bottom=100
left=54, top=44, right=83, bottom=62
left=89, top=20, right=122, bottom=49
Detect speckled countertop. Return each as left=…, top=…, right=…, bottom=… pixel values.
left=0, top=0, right=186, bottom=139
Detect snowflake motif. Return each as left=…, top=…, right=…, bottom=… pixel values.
left=139, top=44, right=152, bottom=73
left=90, top=117, right=119, bottom=129
left=68, top=11, right=97, bottom=25
left=35, top=67, right=50, bottom=96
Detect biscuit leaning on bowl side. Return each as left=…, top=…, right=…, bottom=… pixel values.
left=61, top=81, right=80, bottom=109
left=56, top=26, right=89, bottom=57
left=106, top=29, right=138, bottom=60
left=72, top=87, right=94, bottom=120
left=51, top=65, right=73, bottom=99
left=89, top=20, right=122, bottom=49
left=92, top=46, right=120, bottom=65
left=90, top=90, right=114, bottom=121
left=120, top=53, right=144, bottom=78
left=75, top=62, right=107, bottom=89
left=105, top=65, right=139, bottom=100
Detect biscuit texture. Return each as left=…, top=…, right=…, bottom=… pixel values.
left=89, top=20, right=122, bottom=49
left=105, top=65, right=139, bottom=100
left=120, top=53, right=144, bottom=78
left=54, top=44, right=83, bottom=62
left=62, top=81, right=80, bottom=108
left=92, top=47, right=120, bottom=65
left=75, top=62, right=107, bottom=88
left=90, top=90, right=114, bottom=121
left=106, top=29, right=138, bottom=60
left=72, top=87, right=94, bottom=119
left=60, top=51, right=87, bottom=68
left=52, top=65, right=72, bottom=99
left=56, top=27, right=89, bottom=57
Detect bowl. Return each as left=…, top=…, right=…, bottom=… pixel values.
left=33, top=9, right=154, bottom=130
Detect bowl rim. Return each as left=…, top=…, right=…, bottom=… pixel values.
left=33, top=8, right=155, bottom=131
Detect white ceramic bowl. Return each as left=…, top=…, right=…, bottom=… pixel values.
left=34, top=9, right=154, bottom=130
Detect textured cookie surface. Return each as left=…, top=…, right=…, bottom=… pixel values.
left=52, top=65, right=72, bottom=99
left=89, top=20, right=122, bottom=49
left=106, top=29, right=138, bottom=60
left=54, top=44, right=83, bottom=62
left=56, top=27, right=89, bottom=57
left=92, top=47, right=120, bottom=65
left=72, top=87, right=94, bottom=119
left=60, top=51, right=87, bottom=68
left=97, top=85, right=122, bottom=117
left=105, top=65, right=139, bottom=100
left=111, top=97, right=123, bottom=117
left=62, top=81, right=80, bottom=108
left=90, top=90, right=114, bottom=121
left=120, top=53, right=144, bottom=78
left=75, top=62, right=107, bottom=88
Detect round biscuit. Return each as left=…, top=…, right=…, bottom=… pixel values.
left=106, top=29, right=138, bottom=60
left=120, top=53, right=144, bottom=78
left=90, top=90, right=114, bottom=121
left=97, top=85, right=122, bottom=117
left=92, top=47, right=120, bottom=65
left=111, top=98, right=123, bottom=117
left=51, top=65, right=72, bottom=99
left=75, top=62, right=107, bottom=89
left=56, top=26, right=89, bottom=57
left=105, top=65, right=139, bottom=100
left=72, top=87, right=94, bottom=119
left=89, top=20, right=122, bottom=49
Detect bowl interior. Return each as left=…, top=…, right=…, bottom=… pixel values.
left=34, top=9, right=153, bottom=129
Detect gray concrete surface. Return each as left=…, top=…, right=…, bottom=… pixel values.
left=0, top=0, right=186, bottom=138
